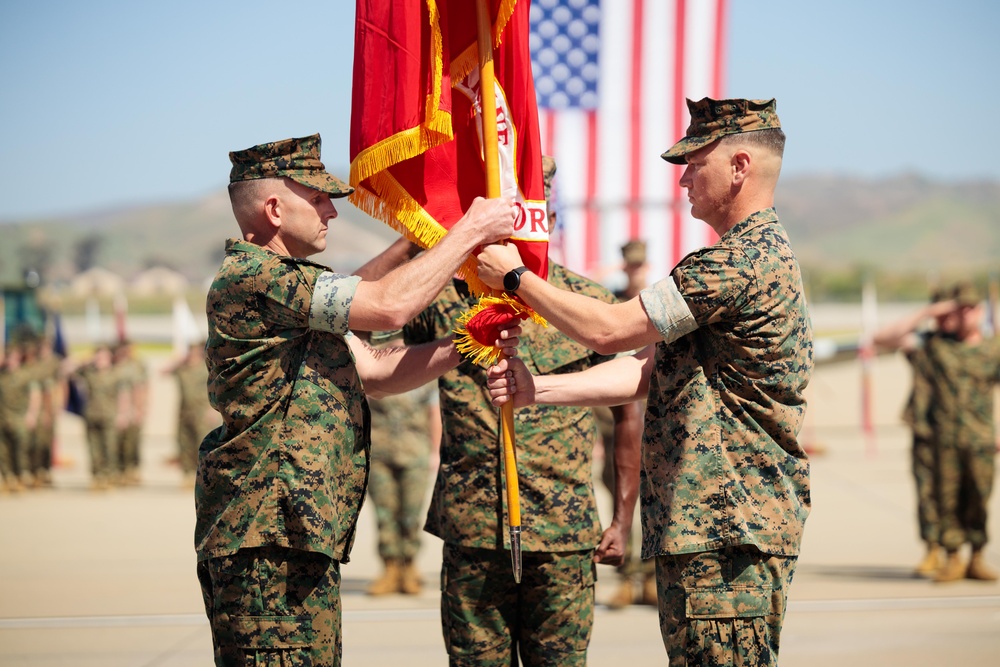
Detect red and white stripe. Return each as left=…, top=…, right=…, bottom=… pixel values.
left=541, top=0, right=727, bottom=284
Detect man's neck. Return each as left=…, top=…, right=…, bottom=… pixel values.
left=712, top=201, right=773, bottom=236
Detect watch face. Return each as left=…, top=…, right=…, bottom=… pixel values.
left=503, top=270, right=519, bottom=291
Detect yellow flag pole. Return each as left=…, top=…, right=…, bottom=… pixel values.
left=475, top=0, right=522, bottom=584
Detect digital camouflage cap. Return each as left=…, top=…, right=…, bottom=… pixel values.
left=951, top=281, right=982, bottom=307
left=542, top=155, right=557, bottom=201
left=621, top=240, right=647, bottom=265
left=661, top=98, right=781, bottom=165
left=229, top=133, right=353, bottom=198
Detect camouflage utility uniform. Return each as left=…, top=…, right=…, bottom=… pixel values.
left=73, top=361, right=122, bottom=486
left=638, top=208, right=813, bottom=666
left=404, top=262, right=616, bottom=667
left=597, top=400, right=654, bottom=599
left=0, top=358, right=34, bottom=487
left=367, top=383, right=435, bottom=569
left=196, top=239, right=367, bottom=666
left=173, top=356, right=211, bottom=477
left=923, top=335, right=1000, bottom=553
left=29, top=349, right=62, bottom=483
left=903, top=336, right=941, bottom=546
left=115, top=350, right=147, bottom=480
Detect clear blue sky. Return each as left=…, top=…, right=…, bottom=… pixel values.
left=1, top=0, right=996, bottom=220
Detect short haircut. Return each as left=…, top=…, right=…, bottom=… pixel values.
left=228, top=178, right=278, bottom=223
left=228, top=178, right=269, bottom=206
left=719, top=128, right=785, bottom=157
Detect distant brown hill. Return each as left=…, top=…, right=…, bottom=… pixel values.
left=1, top=174, right=997, bottom=293
left=776, top=174, right=1000, bottom=274
left=0, top=191, right=400, bottom=287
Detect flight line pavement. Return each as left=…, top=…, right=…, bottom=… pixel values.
left=0, top=352, right=998, bottom=667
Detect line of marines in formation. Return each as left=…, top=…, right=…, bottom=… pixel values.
left=0, top=336, right=211, bottom=492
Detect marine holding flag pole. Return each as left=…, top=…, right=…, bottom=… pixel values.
left=475, top=0, right=522, bottom=584
left=349, top=0, right=548, bottom=583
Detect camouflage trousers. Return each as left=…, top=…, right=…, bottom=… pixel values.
left=85, top=419, right=117, bottom=481
left=938, top=442, right=996, bottom=551
left=0, top=421, right=29, bottom=480
left=197, top=545, right=342, bottom=667
left=30, top=419, right=55, bottom=476
left=911, top=436, right=941, bottom=544
left=117, top=423, right=142, bottom=472
left=655, top=546, right=797, bottom=667
left=441, top=544, right=596, bottom=667
left=367, top=458, right=429, bottom=561
left=177, top=412, right=203, bottom=475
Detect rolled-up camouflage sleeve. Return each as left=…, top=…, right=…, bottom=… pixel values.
left=309, top=271, right=362, bottom=335
left=640, top=277, right=698, bottom=344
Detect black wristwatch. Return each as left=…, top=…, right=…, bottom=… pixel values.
left=503, top=266, right=530, bottom=292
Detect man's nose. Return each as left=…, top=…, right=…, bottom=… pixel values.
left=678, top=166, right=692, bottom=188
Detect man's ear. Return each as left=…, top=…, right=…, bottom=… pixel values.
left=731, top=149, right=751, bottom=185
left=262, top=194, right=282, bottom=229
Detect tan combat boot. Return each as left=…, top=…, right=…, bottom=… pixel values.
left=606, top=578, right=634, bottom=609
left=914, top=543, right=944, bottom=577
left=400, top=560, right=423, bottom=595
left=965, top=549, right=999, bottom=582
left=933, top=550, right=966, bottom=583
left=367, top=559, right=402, bottom=596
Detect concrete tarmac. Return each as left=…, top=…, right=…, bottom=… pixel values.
left=1, top=352, right=999, bottom=666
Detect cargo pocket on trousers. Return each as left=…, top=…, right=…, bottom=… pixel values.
left=221, top=615, right=316, bottom=649
left=684, top=585, right=773, bottom=619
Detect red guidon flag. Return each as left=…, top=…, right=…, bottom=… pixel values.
left=349, top=0, right=548, bottom=299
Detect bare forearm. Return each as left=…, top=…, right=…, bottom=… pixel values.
left=873, top=300, right=955, bottom=351
left=477, top=243, right=659, bottom=353
left=351, top=336, right=460, bottom=398
left=350, top=197, right=516, bottom=332
left=350, top=227, right=479, bottom=331
left=515, top=273, right=659, bottom=355
left=534, top=350, right=652, bottom=407
left=609, top=402, right=642, bottom=530
left=872, top=310, right=926, bottom=350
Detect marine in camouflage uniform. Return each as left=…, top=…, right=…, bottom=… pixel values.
left=404, top=260, right=636, bottom=667
left=641, top=206, right=811, bottom=666
left=27, top=339, right=63, bottom=487
left=921, top=283, right=1000, bottom=583
left=196, top=133, right=517, bottom=667
left=903, top=338, right=944, bottom=574
left=0, top=345, right=40, bottom=492
left=114, top=341, right=147, bottom=485
left=872, top=289, right=971, bottom=576
left=171, top=343, right=211, bottom=485
left=365, top=355, right=437, bottom=595
left=601, top=238, right=656, bottom=608
left=71, top=346, right=123, bottom=490
left=477, top=98, right=812, bottom=666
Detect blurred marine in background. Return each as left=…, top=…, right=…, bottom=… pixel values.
left=875, top=282, right=999, bottom=582
left=364, top=331, right=440, bottom=597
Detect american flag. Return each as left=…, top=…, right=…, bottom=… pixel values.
left=530, top=0, right=728, bottom=284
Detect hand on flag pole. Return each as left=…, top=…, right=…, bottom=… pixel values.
left=350, top=0, right=546, bottom=582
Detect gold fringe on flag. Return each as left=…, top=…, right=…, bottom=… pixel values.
left=453, top=293, right=547, bottom=367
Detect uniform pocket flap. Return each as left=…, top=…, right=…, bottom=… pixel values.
left=223, top=615, right=315, bottom=648
left=685, top=585, right=772, bottom=619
